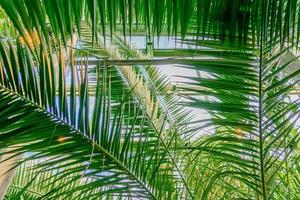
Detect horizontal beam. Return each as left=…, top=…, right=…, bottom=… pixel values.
left=74, top=57, right=199, bottom=66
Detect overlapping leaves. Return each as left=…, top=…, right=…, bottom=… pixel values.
left=0, top=36, right=185, bottom=199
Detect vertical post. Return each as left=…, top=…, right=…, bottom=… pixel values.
left=0, top=149, right=21, bottom=200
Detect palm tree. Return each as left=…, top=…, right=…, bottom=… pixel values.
left=0, top=0, right=300, bottom=199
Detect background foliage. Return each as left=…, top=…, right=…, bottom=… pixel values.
left=0, top=0, right=300, bottom=199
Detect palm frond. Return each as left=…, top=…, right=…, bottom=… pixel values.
left=0, top=34, right=186, bottom=199
left=180, top=37, right=300, bottom=199
left=1, top=0, right=300, bottom=48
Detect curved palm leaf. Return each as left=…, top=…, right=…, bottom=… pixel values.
left=0, top=35, right=187, bottom=199
left=180, top=35, right=300, bottom=200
